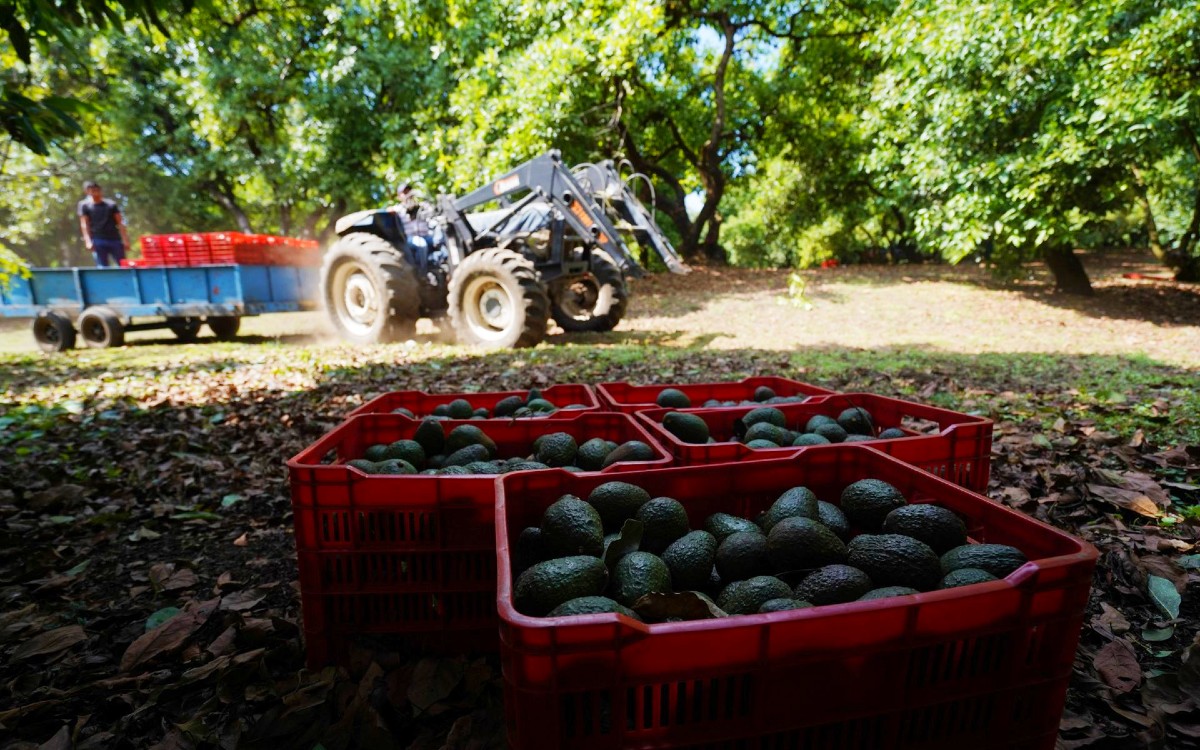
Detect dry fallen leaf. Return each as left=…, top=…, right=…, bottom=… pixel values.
left=1094, top=639, right=1143, bottom=694
left=120, top=599, right=218, bottom=673
left=12, top=625, right=87, bottom=662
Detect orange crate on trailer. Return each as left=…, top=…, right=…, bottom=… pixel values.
left=636, top=393, right=993, bottom=492
left=287, top=411, right=673, bottom=667
left=597, top=376, right=836, bottom=413
left=347, top=384, right=602, bottom=420
left=495, top=447, right=1097, bottom=750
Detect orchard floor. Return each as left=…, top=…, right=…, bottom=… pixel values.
left=1, top=251, right=1198, bottom=749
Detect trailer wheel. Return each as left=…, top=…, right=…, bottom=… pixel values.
left=321, top=233, right=420, bottom=344
left=550, top=250, right=628, bottom=333
left=32, top=311, right=76, bottom=353
left=206, top=316, right=241, bottom=340
left=78, top=306, right=125, bottom=348
left=448, top=248, right=549, bottom=348
left=167, top=316, right=202, bottom=342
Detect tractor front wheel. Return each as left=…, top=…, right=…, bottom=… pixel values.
left=448, top=248, right=549, bottom=349
left=550, top=250, right=628, bottom=333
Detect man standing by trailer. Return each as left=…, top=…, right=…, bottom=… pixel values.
left=77, top=180, right=131, bottom=267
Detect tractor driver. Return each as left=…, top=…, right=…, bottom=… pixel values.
left=391, top=183, right=437, bottom=270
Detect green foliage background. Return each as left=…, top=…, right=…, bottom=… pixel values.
left=2, top=0, right=1198, bottom=283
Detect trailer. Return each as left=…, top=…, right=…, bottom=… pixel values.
left=0, top=264, right=320, bottom=352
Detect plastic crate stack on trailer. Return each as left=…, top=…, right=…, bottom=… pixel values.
left=137, top=232, right=322, bottom=267
left=286, top=377, right=1095, bottom=750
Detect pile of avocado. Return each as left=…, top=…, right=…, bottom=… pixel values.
left=348, top=418, right=658, bottom=475
left=390, top=389, right=589, bottom=419
left=660, top=404, right=909, bottom=448
left=513, top=477, right=1027, bottom=621
left=656, top=385, right=809, bottom=409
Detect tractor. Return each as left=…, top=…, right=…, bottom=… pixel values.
left=320, top=150, right=688, bottom=348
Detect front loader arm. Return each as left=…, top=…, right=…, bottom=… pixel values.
left=452, top=150, right=645, bottom=277
left=582, top=161, right=690, bottom=275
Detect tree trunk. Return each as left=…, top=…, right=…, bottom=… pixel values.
left=702, top=214, right=725, bottom=263
left=1043, top=245, right=1094, bottom=295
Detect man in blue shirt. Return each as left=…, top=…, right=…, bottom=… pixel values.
left=77, top=181, right=131, bottom=267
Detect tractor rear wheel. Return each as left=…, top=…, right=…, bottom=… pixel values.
left=448, top=248, right=549, bottom=348
left=78, top=306, right=125, bottom=348
left=32, top=311, right=76, bottom=353
left=206, top=316, right=241, bottom=340
left=550, top=250, right=628, bottom=333
left=321, top=233, right=420, bottom=344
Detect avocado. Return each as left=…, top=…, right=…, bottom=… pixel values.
left=704, top=513, right=761, bottom=543
left=656, top=388, right=692, bottom=408
left=847, top=534, right=941, bottom=591
left=447, top=398, right=475, bottom=419
left=753, top=386, right=777, bottom=402
left=717, top=576, right=792, bottom=615
left=716, top=531, right=771, bottom=581
left=601, top=440, right=657, bottom=468
left=843, top=434, right=876, bottom=443
left=766, top=517, right=848, bottom=572
left=837, top=407, right=874, bottom=436
left=758, top=598, right=812, bottom=613
left=432, top=404, right=451, bottom=417
left=882, top=504, right=967, bottom=554
left=373, top=458, right=417, bottom=475
left=805, top=414, right=839, bottom=433
left=472, top=407, right=490, bottom=418
left=514, top=556, right=609, bottom=616
left=610, top=551, right=672, bottom=606
left=415, top=417, right=448, bottom=453
left=391, top=407, right=416, bottom=418
left=744, top=422, right=791, bottom=446
left=793, top=433, right=832, bottom=447
left=549, top=596, right=642, bottom=621
left=438, top=465, right=471, bottom=475
left=939, top=568, right=998, bottom=589
left=814, top=423, right=848, bottom=443
left=636, top=497, right=690, bottom=554
left=527, top=398, right=557, bottom=413
left=426, top=453, right=445, bottom=469
left=662, top=530, right=718, bottom=590
left=527, top=388, right=543, bottom=403
left=878, top=427, right=908, bottom=439
left=576, top=438, right=612, bottom=471
left=443, top=443, right=492, bottom=467
left=347, top=458, right=377, bottom=472
left=463, top=460, right=500, bottom=474
left=587, top=481, right=652, bottom=530
left=662, top=412, right=710, bottom=444
left=505, top=460, right=551, bottom=473
left=386, top=439, right=426, bottom=469
left=940, top=544, right=1028, bottom=578
left=746, top=439, right=782, bottom=449
left=536, top=432, right=578, bottom=467
left=816, top=501, right=851, bottom=541
left=742, top=407, right=787, bottom=429
left=857, top=586, right=920, bottom=601
left=515, top=527, right=547, bottom=574
left=494, top=395, right=524, bottom=417
left=794, top=564, right=873, bottom=605
left=446, top=424, right=497, bottom=456
left=363, top=443, right=393, bottom=462
left=541, top=495, right=605, bottom=557
left=759, top=486, right=819, bottom=532
left=840, top=479, right=907, bottom=531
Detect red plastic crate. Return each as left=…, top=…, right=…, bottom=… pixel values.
left=636, top=393, right=993, bottom=492
left=596, top=377, right=836, bottom=414
left=137, top=232, right=322, bottom=267
left=495, top=447, right=1097, bottom=750
left=347, top=384, right=602, bottom=420
left=287, top=411, right=673, bottom=667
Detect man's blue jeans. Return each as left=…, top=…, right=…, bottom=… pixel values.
left=92, top=238, right=126, bottom=267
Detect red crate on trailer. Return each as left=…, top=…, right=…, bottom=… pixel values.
left=347, top=384, right=602, bottom=420
left=636, top=393, right=993, bottom=492
left=596, top=376, right=836, bottom=414
left=287, top=411, right=673, bottom=667
left=495, top=447, right=1097, bottom=750
left=181, top=233, right=213, bottom=264
left=206, top=232, right=239, bottom=264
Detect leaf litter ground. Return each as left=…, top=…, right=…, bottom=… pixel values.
left=1, top=253, right=1199, bottom=749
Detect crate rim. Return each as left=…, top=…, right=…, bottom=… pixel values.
left=493, top=446, right=1097, bottom=637
left=346, top=383, right=602, bottom=420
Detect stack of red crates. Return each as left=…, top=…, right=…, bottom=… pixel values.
left=285, top=377, right=1095, bottom=749
left=138, top=232, right=322, bottom=267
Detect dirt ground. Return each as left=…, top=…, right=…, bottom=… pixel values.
left=1, top=252, right=1198, bottom=749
